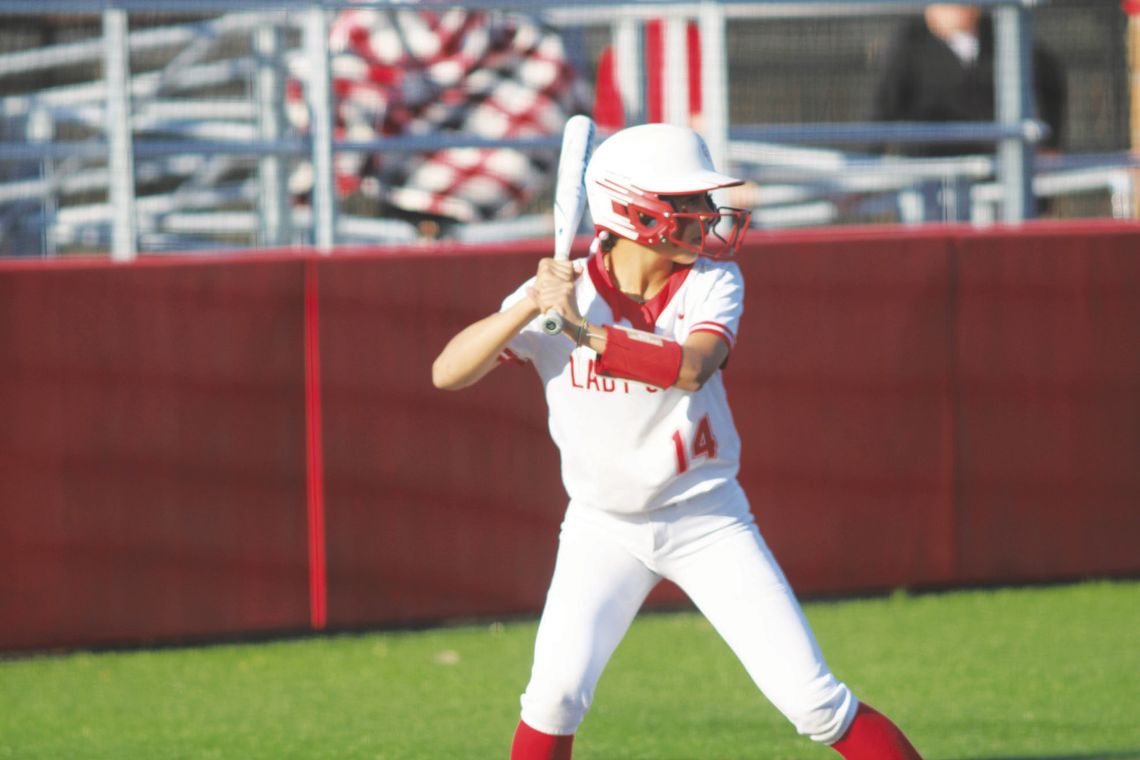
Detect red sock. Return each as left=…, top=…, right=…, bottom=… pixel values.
left=831, top=703, right=923, bottom=760
left=510, top=720, right=574, bottom=760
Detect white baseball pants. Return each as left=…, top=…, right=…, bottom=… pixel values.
left=518, top=482, right=858, bottom=744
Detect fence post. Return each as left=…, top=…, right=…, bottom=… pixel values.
left=699, top=0, right=730, bottom=200
left=304, top=4, right=336, bottom=252
left=103, top=8, right=137, bottom=261
left=662, top=14, right=690, bottom=127
left=1127, top=1, right=1140, bottom=218
left=255, top=23, right=292, bottom=247
left=993, top=2, right=1036, bottom=222
left=613, top=16, right=644, bottom=125
left=28, top=108, right=55, bottom=257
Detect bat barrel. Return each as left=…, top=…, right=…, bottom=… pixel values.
left=542, top=115, right=595, bottom=339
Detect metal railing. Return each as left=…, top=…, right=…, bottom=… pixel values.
left=0, top=0, right=1131, bottom=260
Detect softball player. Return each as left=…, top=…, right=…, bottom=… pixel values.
left=433, top=123, right=923, bottom=760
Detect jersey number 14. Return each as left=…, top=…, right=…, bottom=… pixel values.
left=672, top=414, right=718, bottom=474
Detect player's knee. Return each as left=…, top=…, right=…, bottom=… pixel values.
left=784, top=682, right=859, bottom=745
left=519, top=685, right=592, bottom=735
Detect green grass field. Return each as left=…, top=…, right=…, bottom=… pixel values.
left=2, top=580, right=1137, bottom=760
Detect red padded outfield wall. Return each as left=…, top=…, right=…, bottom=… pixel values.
left=0, top=258, right=312, bottom=650
left=315, top=249, right=561, bottom=629
left=1, top=221, right=1137, bottom=651
left=952, top=225, right=1140, bottom=581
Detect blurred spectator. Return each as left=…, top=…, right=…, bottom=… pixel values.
left=289, top=6, right=589, bottom=238
left=593, top=19, right=703, bottom=132
left=592, top=20, right=761, bottom=211
left=873, top=3, right=1067, bottom=157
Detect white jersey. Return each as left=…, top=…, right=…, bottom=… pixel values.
left=500, top=252, right=743, bottom=514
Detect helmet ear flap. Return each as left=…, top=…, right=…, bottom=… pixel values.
left=636, top=209, right=659, bottom=229
left=625, top=198, right=674, bottom=243
left=611, top=200, right=659, bottom=230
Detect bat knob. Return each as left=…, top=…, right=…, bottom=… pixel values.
left=542, top=312, right=565, bottom=336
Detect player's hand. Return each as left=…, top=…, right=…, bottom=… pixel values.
left=529, top=258, right=582, bottom=326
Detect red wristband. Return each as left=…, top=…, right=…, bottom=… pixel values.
left=595, top=325, right=683, bottom=389
left=1125, top=0, right=1140, bottom=16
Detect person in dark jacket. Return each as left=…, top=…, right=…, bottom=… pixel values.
left=873, top=3, right=1067, bottom=157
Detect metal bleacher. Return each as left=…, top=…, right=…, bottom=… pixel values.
left=0, top=0, right=1135, bottom=259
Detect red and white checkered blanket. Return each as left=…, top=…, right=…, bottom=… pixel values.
left=289, top=7, right=588, bottom=225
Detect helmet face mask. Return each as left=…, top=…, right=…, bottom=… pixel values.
left=670, top=208, right=752, bottom=259
left=586, top=124, right=752, bottom=259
